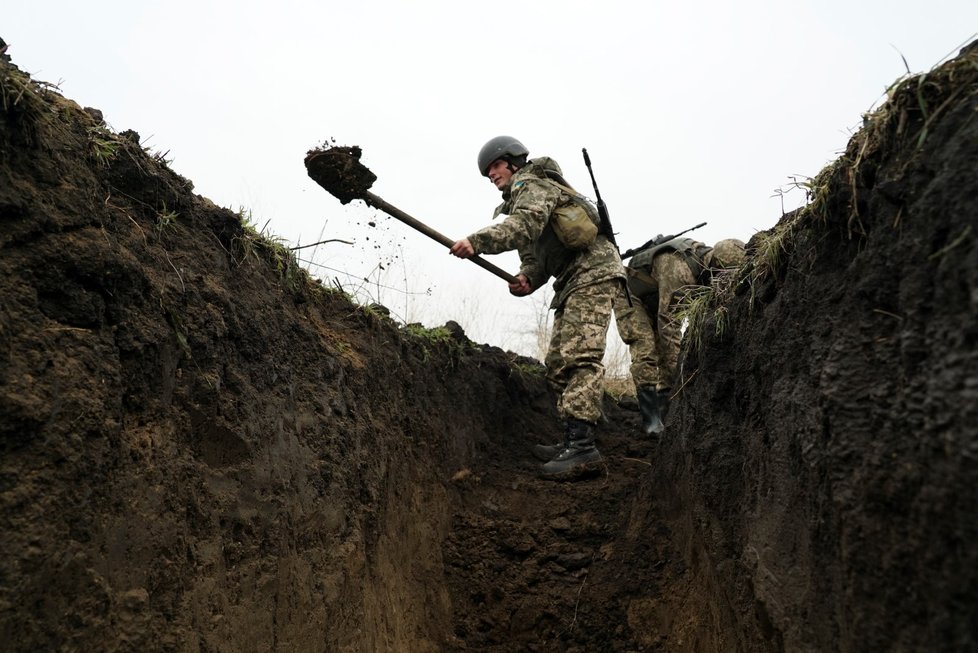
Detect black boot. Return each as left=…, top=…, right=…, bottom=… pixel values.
left=540, top=419, right=602, bottom=479
left=533, top=423, right=602, bottom=461
left=636, top=385, right=665, bottom=435
left=658, top=388, right=671, bottom=420
left=532, top=441, right=563, bottom=462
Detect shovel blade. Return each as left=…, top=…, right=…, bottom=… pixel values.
left=305, top=145, right=377, bottom=204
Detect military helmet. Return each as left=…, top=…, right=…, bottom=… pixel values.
left=477, top=136, right=529, bottom=176
left=707, top=238, right=747, bottom=269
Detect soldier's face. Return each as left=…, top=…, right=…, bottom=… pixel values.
left=487, top=159, right=513, bottom=190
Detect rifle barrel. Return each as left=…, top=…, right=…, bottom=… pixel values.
left=621, top=222, right=708, bottom=260
left=582, top=148, right=602, bottom=203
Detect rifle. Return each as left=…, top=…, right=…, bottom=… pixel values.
left=581, top=148, right=618, bottom=250
left=620, top=221, right=708, bottom=260
left=583, top=147, right=634, bottom=305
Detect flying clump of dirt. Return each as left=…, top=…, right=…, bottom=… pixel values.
left=304, top=144, right=377, bottom=204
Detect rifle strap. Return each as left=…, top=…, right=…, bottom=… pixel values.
left=626, top=265, right=658, bottom=290
left=621, top=278, right=634, bottom=307
left=542, top=177, right=581, bottom=199
left=540, top=177, right=603, bottom=230
left=542, top=169, right=576, bottom=192
left=545, top=168, right=616, bottom=245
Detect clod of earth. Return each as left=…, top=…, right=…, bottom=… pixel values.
left=304, top=145, right=377, bottom=204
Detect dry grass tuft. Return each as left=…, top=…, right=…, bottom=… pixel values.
left=0, top=63, right=59, bottom=144
left=820, top=43, right=978, bottom=238
left=678, top=42, right=978, bottom=357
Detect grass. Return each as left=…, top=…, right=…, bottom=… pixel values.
left=747, top=215, right=799, bottom=307
left=226, top=205, right=423, bottom=331
left=677, top=207, right=803, bottom=353
left=140, top=139, right=174, bottom=168
left=155, top=207, right=179, bottom=237
left=828, top=43, right=978, bottom=237
left=86, top=125, right=121, bottom=166
left=163, top=306, right=193, bottom=360
left=676, top=43, right=978, bottom=358
left=513, top=359, right=545, bottom=377
left=401, top=323, right=466, bottom=363
left=0, top=64, right=53, bottom=114
left=231, top=207, right=305, bottom=293
left=674, top=284, right=718, bottom=355
left=402, top=323, right=454, bottom=343
left=0, top=63, right=58, bottom=144
left=360, top=302, right=392, bottom=323
left=928, top=225, right=973, bottom=261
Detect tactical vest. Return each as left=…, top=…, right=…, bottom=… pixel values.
left=625, top=237, right=713, bottom=301
left=490, top=159, right=608, bottom=288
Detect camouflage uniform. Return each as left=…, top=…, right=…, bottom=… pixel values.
left=546, top=279, right=620, bottom=422
left=612, top=291, right=660, bottom=388
left=467, top=158, right=625, bottom=423
left=649, top=250, right=698, bottom=391
left=627, top=237, right=746, bottom=392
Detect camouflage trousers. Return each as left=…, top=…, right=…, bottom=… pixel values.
left=545, top=278, right=618, bottom=423
left=650, top=251, right=697, bottom=391
left=613, top=290, right=660, bottom=389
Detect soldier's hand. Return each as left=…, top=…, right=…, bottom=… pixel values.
left=508, top=274, right=532, bottom=296
left=450, top=238, right=474, bottom=258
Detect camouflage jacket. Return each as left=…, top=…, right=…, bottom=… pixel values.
left=467, top=158, right=625, bottom=309
left=628, top=237, right=709, bottom=272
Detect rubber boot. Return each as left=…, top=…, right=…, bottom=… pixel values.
left=658, top=388, right=671, bottom=420
left=637, top=385, right=665, bottom=435
left=540, top=419, right=602, bottom=480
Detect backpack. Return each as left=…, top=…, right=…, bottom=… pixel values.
left=545, top=178, right=599, bottom=250
left=525, top=157, right=600, bottom=251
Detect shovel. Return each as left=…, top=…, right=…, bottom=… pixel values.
left=305, top=146, right=517, bottom=284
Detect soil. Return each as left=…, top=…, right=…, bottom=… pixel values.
left=305, top=146, right=377, bottom=204
left=1, top=42, right=976, bottom=652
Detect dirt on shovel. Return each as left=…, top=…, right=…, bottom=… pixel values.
left=304, top=145, right=377, bottom=204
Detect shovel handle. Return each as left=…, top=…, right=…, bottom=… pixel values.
left=363, top=192, right=518, bottom=284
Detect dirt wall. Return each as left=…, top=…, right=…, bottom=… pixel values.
left=0, top=59, right=557, bottom=651
left=648, top=43, right=978, bottom=652
left=3, top=43, right=976, bottom=653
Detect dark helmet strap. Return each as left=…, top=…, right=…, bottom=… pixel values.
left=504, top=154, right=527, bottom=173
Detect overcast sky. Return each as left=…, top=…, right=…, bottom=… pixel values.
left=6, top=2, right=977, bottom=359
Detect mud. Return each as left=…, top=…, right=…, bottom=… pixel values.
left=2, top=42, right=976, bottom=652
left=304, top=146, right=377, bottom=204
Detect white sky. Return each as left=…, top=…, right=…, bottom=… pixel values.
left=6, top=2, right=977, bottom=359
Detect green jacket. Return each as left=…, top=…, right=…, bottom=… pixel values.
left=467, top=158, right=625, bottom=309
